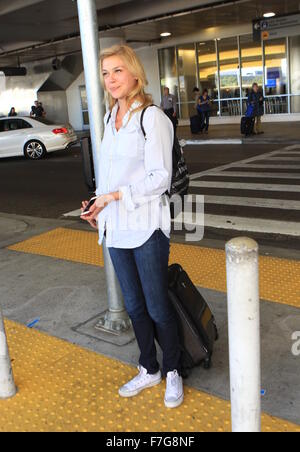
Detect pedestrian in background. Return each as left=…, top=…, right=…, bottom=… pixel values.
left=30, top=100, right=38, bottom=117
left=160, top=86, right=178, bottom=134
left=8, top=107, right=17, bottom=117
left=197, top=89, right=212, bottom=134
left=248, top=83, right=265, bottom=135
left=30, top=100, right=45, bottom=118
left=192, top=87, right=200, bottom=110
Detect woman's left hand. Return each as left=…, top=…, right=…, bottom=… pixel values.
left=82, top=193, right=116, bottom=221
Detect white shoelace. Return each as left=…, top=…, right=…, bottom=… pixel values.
left=166, top=370, right=181, bottom=394
left=127, top=366, right=149, bottom=388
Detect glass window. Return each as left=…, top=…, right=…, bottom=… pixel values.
left=240, top=34, right=263, bottom=98
left=79, top=86, right=88, bottom=110
left=290, top=35, right=300, bottom=113
left=265, top=96, right=288, bottom=114
left=177, top=44, right=197, bottom=119
left=7, top=119, right=20, bottom=130
left=79, top=86, right=89, bottom=126
left=264, top=38, right=288, bottom=114
left=18, top=119, right=32, bottom=129
left=158, top=48, right=178, bottom=103
left=0, top=120, right=8, bottom=132
left=264, top=38, right=287, bottom=96
left=220, top=99, right=241, bottom=116
left=197, top=41, right=218, bottom=116
left=82, top=111, right=89, bottom=126
left=218, top=37, right=240, bottom=99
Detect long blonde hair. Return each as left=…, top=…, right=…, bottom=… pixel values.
left=100, top=44, right=153, bottom=115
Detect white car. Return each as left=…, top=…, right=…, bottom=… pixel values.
left=0, top=116, right=78, bottom=159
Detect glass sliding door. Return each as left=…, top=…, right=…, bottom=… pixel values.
left=158, top=47, right=179, bottom=109
left=177, top=44, right=198, bottom=119
left=240, top=34, right=263, bottom=114
left=218, top=37, right=241, bottom=116
left=197, top=40, right=219, bottom=116
left=264, top=38, right=288, bottom=114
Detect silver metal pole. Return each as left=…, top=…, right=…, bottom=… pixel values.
left=226, top=237, right=261, bottom=433
left=95, top=237, right=132, bottom=333
left=77, top=0, right=132, bottom=336
left=286, top=37, right=291, bottom=114
left=0, top=307, right=17, bottom=399
left=77, top=0, right=103, bottom=183
left=215, top=39, right=222, bottom=117
left=238, top=36, right=243, bottom=116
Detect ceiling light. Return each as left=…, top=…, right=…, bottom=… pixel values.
left=160, top=32, right=172, bottom=37
left=263, top=12, right=276, bottom=18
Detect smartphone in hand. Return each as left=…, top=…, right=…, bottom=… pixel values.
left=81, top=196, right=98, bottom=216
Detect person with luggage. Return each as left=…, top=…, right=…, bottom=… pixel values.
left=247, top=83, right=265, bottom=135
left=160, top=86, right=178, bottom=134
left=192, top=87, right=200, bottom=110
left=189, top=87, right=203, bottom=134
left=197, top=89, right=212, bottom=134
left=80, top=44, right=184, bottom=409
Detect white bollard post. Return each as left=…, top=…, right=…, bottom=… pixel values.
left=226, top=237, right=261, bottom=433
left=0, top=308, right=17, bottom=399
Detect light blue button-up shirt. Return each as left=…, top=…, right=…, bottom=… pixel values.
left=95, top=101, right=174, bottom=249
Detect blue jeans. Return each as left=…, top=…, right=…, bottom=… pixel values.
left=108, top=230, right=181, bottom=375
left=201, top=111, right=210, bottom=131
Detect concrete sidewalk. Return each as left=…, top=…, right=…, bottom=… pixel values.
left=76, top=121, right=300, bottom=145
left=177, top=122, right=300, bottom=145
left=0, top=212, right=299, bottom=431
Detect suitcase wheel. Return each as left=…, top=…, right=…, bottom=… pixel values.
left=203, top=357, right=212, bottom=370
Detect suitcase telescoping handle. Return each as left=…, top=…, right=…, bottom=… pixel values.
left=168, top=264, right=183, bottom=289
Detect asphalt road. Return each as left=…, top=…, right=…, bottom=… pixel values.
left=0, top=142, right=299, bottom=251
left=0, top=143, right=278, bottom=219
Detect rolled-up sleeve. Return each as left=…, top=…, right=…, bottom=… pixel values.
left=119, top=107, right=173, bottom=211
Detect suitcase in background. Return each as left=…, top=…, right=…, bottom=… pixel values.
left=168, top=264, right=218, bottom=376
left=190, top=114, right=202, bottom=134
left=80, top=137, right=96, bottom=194
left=241, top=116, right=255, bottom=136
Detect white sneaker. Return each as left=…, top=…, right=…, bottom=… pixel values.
left=119, top=365, right=162, bottom=398
left=164, top=370, right=184, bottom=408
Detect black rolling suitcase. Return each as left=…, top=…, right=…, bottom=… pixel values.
left=190, top=114, right=202, bottom=134
left=168, top=264, right=218, bottom=376
left=241, top=116, right=255, bottom=136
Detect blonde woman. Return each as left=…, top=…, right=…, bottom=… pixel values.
left=81, top=45, right=183, bottom=408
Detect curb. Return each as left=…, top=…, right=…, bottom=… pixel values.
left=180, top=138, right=300, bottom=146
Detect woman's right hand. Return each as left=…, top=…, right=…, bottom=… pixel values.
left=80, top=201, right=98, bottom=229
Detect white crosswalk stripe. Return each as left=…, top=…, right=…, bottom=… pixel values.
left=186, top=145, right=300, bottom=236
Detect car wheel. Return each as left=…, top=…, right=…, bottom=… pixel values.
left=24, top=140, right=46, bottom=159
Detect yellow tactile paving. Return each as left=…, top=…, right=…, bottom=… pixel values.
left=7, top=228, right=300, bottom=308
left=0, top=320, right=299, bottom=433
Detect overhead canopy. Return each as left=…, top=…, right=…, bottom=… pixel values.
left=0, top=0, right=299, bottom=65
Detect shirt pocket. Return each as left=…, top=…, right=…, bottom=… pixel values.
left=114, top=128, right=144, bottom=160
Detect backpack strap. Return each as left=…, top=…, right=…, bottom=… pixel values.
left=140, top=104, right=171, bottom=198
left=140, top=104, right=155, bottom=139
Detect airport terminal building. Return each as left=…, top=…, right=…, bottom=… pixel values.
left=0, top=0, right=300, bottom=129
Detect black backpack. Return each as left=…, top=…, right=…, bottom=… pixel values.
left=140, top=105, right=190, bottom=200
